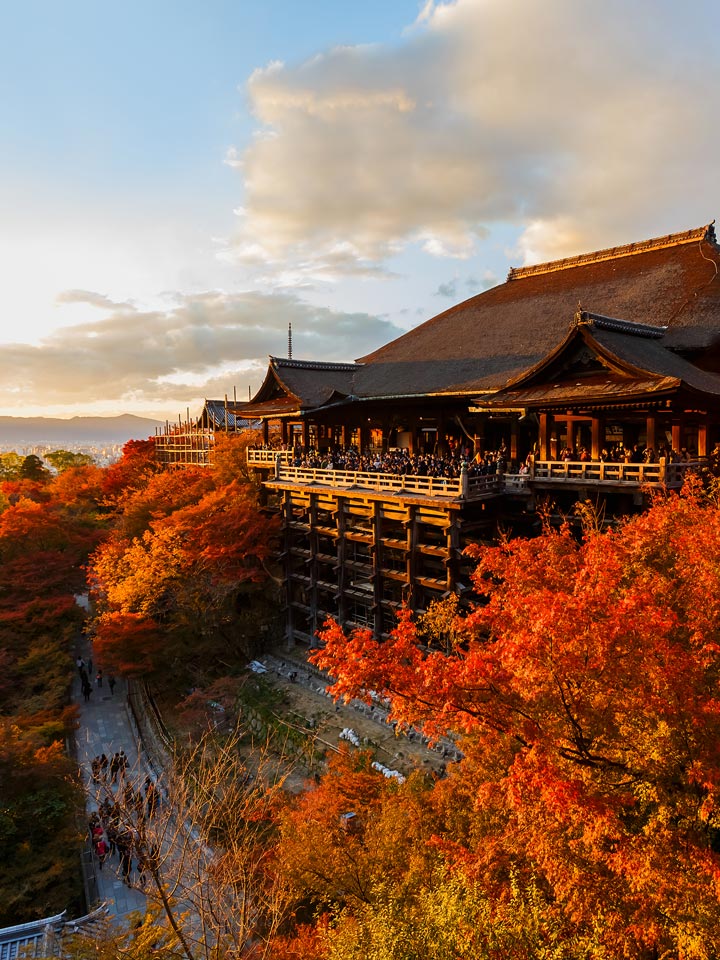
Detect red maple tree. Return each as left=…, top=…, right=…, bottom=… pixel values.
left=312, top=479, right=720, bottom=954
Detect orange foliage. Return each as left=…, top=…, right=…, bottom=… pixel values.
left=93, top=611, right=164, bottom=677
left=48, top=464, right=106, bottom=508
left=101, top=437, right=158, bottom=501
left=312, top=482, right=720, bottom=954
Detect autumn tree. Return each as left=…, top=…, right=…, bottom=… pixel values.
left=102, top=437, right=159, bottom=504
left=89, top=472, right=280, bottom=687
left=277, top=748, right=439, bottom=911
left=311, top=480, right=720, bottom=957
left=212, top=427, right=264, bottom=486
left=0, top=470, right=109, bottom=923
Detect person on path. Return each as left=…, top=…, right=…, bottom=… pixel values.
left=82, top=679, right=92, bottom=703
left=116, top=830, right=133, bottom=885
left=110, top=752, right=120, bottom=783
left=87, top=656, right=93, bottom=676
left=108, top=674, right=116, bottom=696
left=100, top=753, right=109, bottom=779
left=96, top=669, right=103, bottom=688
left=95, top=836, right=109, bottom=870
left=145, top=778, right=159, bottom=818
left=76, top=656, right=85, bottom=674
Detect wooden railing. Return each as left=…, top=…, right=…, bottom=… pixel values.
left=273, top=464, right=476, bottom=499
left=247, top=448, right=292, bottom=466
left=531, top=458, right=705, bottom=486
left=247, top=449, right=707, bottom=499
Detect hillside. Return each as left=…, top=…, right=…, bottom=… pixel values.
left=0, top=414, right=166, bottom=447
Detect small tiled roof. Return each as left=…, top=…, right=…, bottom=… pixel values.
left=222, top=396, right=304, bottom=419
left=250, top=357, right=359, bottom=409
left=202, top=399, right=260, bottom=430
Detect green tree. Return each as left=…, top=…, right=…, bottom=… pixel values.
left=19, top=453, right=50, bottom=481
left=44, top=449, right=95, bottom=472
left=0, top=451, right=23, bottom=480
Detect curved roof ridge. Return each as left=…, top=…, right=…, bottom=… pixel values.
left=271, top=356, right=360, bottom=372
left=508, top=222, right=716, bottom=281
left=578, top=310, right=667, bottom=339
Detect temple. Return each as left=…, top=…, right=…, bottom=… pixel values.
left=156, top=222, right=720, bottom=643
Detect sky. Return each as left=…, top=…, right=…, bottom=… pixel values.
left=1, top=0, right=720, bottom=420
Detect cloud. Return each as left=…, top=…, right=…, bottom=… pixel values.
left=224, top=0, right=720, bottom=272
left=435, top=279, right=458, bottom=299
left=0, top=291, right=402, bottom=417
left=55, top=289, right=137, bottom=311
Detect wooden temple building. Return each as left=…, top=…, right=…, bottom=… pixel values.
left=156, top=223, right=720, bottom=643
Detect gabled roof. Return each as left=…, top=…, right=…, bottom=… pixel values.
left=201, top=399, right=260, bottom=430
left=250, top=357, right=359, bottom=409
left=352, top=223, right=720, bottom=399
left=479, top=310, right=720, bottom=409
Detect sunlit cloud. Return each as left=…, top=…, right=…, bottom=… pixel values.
left=224, top=0, right=720, bottom=274
left=0, top=291, right=402, bottom=417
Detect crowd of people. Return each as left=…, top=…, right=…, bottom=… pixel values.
left=256, top=443, right=513, bottom=478
left=88, top=755, right=161, bottom=886
left=254, top=437, right=708, bottom=479
left=555, top=442, right=699, bottom=465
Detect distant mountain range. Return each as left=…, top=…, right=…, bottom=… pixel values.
left=0, top=414, right=167, bottom=447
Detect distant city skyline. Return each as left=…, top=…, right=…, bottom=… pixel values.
left=2, top=0, right=719, bottom=420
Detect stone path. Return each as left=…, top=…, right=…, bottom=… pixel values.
left=73, top=651, right=148, bottom=919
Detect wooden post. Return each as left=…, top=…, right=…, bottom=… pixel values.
left=698, top=418, right=709, bottom=457
left=591, top=416, right=604, bottom=460
left=372, top=502, right=383, bottom=639
left=646, top=414, right=657, bottom=454
left=671, top=420, right=682, bottom=454
left=539, top=413, right=551, bottom=461
left=510, top=417, right=518, bottom=463
left=404, top=506, right=417, bottom=611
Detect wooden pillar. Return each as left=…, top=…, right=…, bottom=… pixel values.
left=281, top=420, right=289, bottom=446
left=437, top=411, right=446, bottom=455
left=408, top=416, right=418, bottom=455
left=510, top=418, right=518, bottom=463
left=262, top=419, right=269, bottom=444
left=671, top=419, right=683, bottom=454
left=698, top=418, right=709, bottom=458
left=646, top=415, right=656, bottom=454
left=404, top=506, right=417, bottom=610
left=591, top=416, right=604, bottom=461
left=283, top=492, right=294, bottom=648
left=446, top=512, right=460, bottom=593
left=335, top=497, right=347, bottom=627
left=539, top=413, right=551, bottom=460
left=302, top=420, right=310, bottom=451
left=372, top=502, right=383, bottom=639
left=475, top=419, right=486, bottom=457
